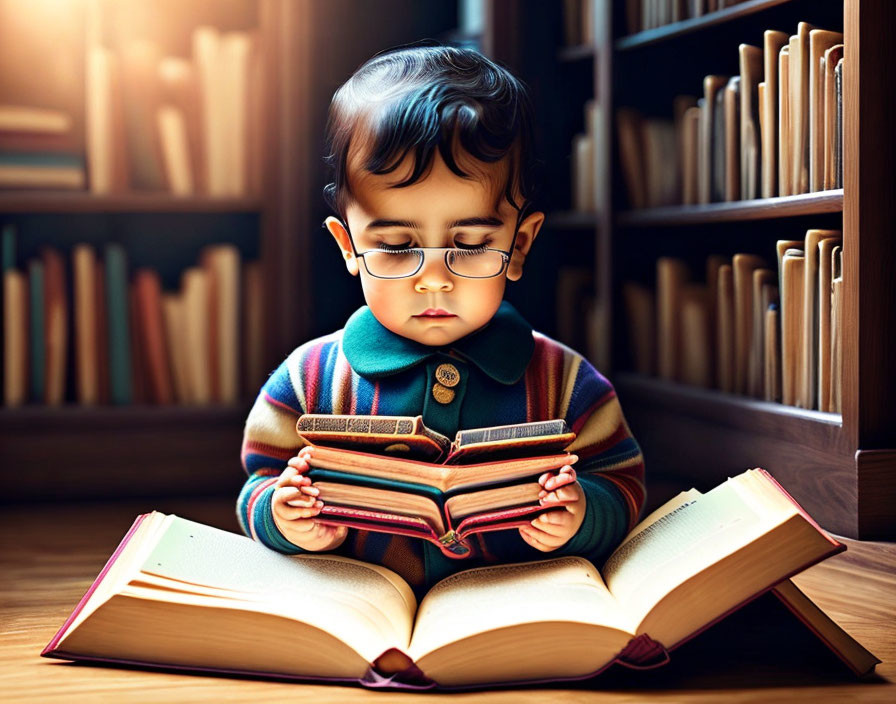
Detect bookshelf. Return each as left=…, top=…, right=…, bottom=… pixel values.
left=0, top=0, right=459, bottom=503
left=493, top=0, right=894, bottom=538
left=605, top=0, right=894, bottom=538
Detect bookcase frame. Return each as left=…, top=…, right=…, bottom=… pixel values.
left=581, top=0, right=895, bottom=538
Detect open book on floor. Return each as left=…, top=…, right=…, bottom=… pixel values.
left=43, top=469, right=878, bottom=689
left=295, top=414, right=578, bottom=558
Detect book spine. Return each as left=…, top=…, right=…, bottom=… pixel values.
left=104, top=244, right=133, bottom=404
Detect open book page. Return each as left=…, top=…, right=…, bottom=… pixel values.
left=136, top=516, right=417, bottom=664
left=63, top=512, right=175, bottom=636
left=602, top=470, right=814, bottom=645
left=408, top=557, right=633, bottom=684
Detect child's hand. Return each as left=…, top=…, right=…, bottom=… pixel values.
left=271, top=455, right=347, bottom=551
left=518, top=466, right=586, bottom=552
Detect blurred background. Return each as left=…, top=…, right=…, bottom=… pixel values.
left=1, top=0, right=889, bottom=539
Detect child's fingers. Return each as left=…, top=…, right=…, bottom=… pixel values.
left=278, top=502, right=323, bottom=521
left=532, top=510, right=573, bottom=538
left=287, top=456, right=310, bottom=473
left=519, top=525, right=563, bottom=551
left=275, top=466, right=298, bottom=488
left=299, top=484, right=319, bottom=497
left=543, top=468, right=577, bottom=491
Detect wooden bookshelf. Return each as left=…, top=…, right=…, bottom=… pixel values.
left=0, top=0, right=461, bottom=502
left=494, top=0, right=894, bottom=537
left=605, top=0, right=895, bottom=538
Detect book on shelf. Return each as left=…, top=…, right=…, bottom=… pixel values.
left=762, top=30, right=788, bottom=199
left=715, top=261, right=735, bottom=392
left=780, top=247, right=804, bottom=407
left=2, top=224, right=27, bottom=406
left=739, top=43, right=762, bottom=201
left=808, top=30, right=843, bottom=193
left=732, top=253, right=763, bottom=395
left=822, top=44, right=844, bottom=192
left=295, top=414, right=577, bottom=558
left=722, top=75, right=740, bottom=202
left=680, top=284, right=711, bottom=388
left=656, top=257, right=687, bottom=381
left=42, top=468, right=879, bottom=688
left=830, top=247, right=843, bottom=414
left=764, top=302, right=781, bottom=402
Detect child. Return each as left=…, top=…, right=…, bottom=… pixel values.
left=238, top=41, right=645, bottom=594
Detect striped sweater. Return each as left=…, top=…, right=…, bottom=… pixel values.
left=239, top=302, right=645, bottom=595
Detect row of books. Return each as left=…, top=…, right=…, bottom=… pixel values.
left=617, top=21, right=843, bottom=209
left=562, top=0, right=595, bottom=48
left=86, top=22, right=262, bottom=197
left=626, top=0, right=750, bottom=34
left=0, top=0, right=86, bottom=189
left=571, top=100, right=602, bottom=213
left=0, top=106, right=86, bottom=190
left=0, top=21, right=261, bottom=195
left=623, top=227, right=843, bottom=413
left=2, top=226, right=265, bottom=407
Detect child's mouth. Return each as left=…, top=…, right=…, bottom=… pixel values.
left=415, top=309, right=456, bottom=318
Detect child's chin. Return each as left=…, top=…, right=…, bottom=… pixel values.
left=404, top=323, right=469, bottom=347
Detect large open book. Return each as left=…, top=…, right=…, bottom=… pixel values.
left=295, top=415, right=577, bottom=557
left=43, top=469, right=878, bottom=688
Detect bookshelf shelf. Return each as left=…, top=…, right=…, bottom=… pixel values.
left=0, top=404, right=249, bottom=503
left=558, top=43, right=596, bottom=63
left=0, top=192, right=262, bottom=214
left=616, top=189, right=844, bottom=228
left=616, top=0, right=796, bottom=51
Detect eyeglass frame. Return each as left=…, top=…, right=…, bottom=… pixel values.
left=325, top=201, right=532, bottom=280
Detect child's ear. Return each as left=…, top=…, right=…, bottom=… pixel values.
left=324, top=216, right=360, bottom=276
left=506, top=210, right=545, bottom=282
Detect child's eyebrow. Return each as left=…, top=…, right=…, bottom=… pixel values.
left=365, top=215, right=504, bottom=231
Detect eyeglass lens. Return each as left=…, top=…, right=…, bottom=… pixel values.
left=363, top=248, right=507, bottom=279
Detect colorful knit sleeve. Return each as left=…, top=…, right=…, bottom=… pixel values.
left=237, top=346, right=309, bottom=554
left=551, top=353, right=646, bottom=564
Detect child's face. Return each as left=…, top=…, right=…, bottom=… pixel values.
left=326, top=148, right=544, bottom=347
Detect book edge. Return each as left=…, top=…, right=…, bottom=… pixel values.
left=42, top=513, right=150, bottom=656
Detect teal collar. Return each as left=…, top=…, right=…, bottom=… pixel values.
left=342, top=301, right=534, bottom=385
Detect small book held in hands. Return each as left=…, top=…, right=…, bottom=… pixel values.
left=42, top=469, right=878, bottom=689
left=295, top=415, right=577, bottom=558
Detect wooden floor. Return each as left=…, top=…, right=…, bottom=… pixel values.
left=1, top=497, right=893, bottom=703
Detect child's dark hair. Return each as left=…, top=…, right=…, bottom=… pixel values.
left=323, top=40, right=539, bottom=220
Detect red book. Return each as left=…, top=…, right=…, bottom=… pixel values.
left=133, top=269, right=174, bottom=404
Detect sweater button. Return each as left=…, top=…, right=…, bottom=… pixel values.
left=435, top=363, right=461, bottom=388
left=432, top=383, right=455, bottom=404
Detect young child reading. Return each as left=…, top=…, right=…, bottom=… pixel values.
left=238, top=41, right=645, bottom=594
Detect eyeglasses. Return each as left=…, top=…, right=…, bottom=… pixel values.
left=329, top=202, right=531, bottom=280
left=356, top=246, right=511, bottom=279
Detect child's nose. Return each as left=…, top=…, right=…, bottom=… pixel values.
left=413, top=253, right=454, bottom=293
